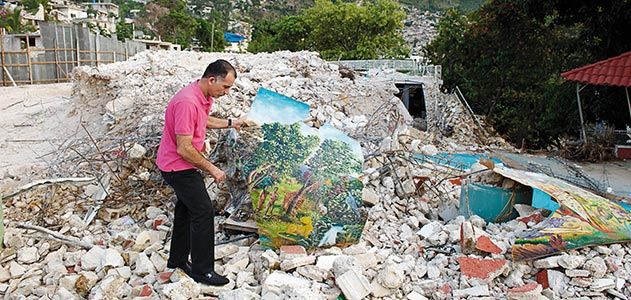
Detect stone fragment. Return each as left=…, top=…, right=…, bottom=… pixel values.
left=507, top=282, right=545, bottom=300
left=215, top=244, right=239, bottom=260
left=296, top=265, right=328, bottom=281
left=475, top=236, right=502, bottom=254
left=418, top=221, right=443, bottom=239
left=457, top=257, right=508, bottom=281
left=557, top=254, right=585, bottom=270
left=407, top=291, right=428, bottom=300
left=150, top=252, right=167, bottom=272
left=536, top=269, right=566, bottom=292
left=260, top=249, right=280, bottom=269
left=362, top=188, right=380, bottom=206
left=262, top=271, right=311, bottom=297
left=591, top=278, right=615, bottom=292
left=9, top=261, right=26, bottom=278
left=533, top=256, right=560, bottom=269
left=161, top=275, right=201, bottom=300
left=336, top=267, right=372, bottom=300
left=102, top=248, right=125, bottom=269
left=127, top=143, right=146, bottom=159
left=219, top=287, right=261, bottom=300
left=438, top=205, right=459, bottom=222
left=332, top=255, right=362, bottom=277
left=315, top=255, right=338, bottom=272
left=565, top=269, right=590, bottom=277
left=80, top=247, right=105, bottom=271
left=353, top=253, right=378, bottom=269
left=0, top=266, right=11, bottom=283
left=453, top=284, right=490, bottom=297
left=280, top=255, right=316, bottom=271
left=134, top=231, right=162, bottom=251
left=17, top=246, right=40, bottom=264
left=88, top=275, right=132, bottom=299
left=584, top=257, right=607, bottom=278
left=134, top=253, right=156, bottom=275
left=377, top=263, right=405, bottom=289
left=370, top=280, right=393, bottom=297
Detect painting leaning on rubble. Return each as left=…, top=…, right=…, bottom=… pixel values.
left=242, top=88, right=367, bottom=249
left=495, top=166, right=631, bottom=261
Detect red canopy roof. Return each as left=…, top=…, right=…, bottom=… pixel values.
left=561, top=51, right=631, bottom=87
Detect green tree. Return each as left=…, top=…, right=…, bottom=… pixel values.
left=425, top=0, right=631, bottom=148
left=249, top=0, right=409, bottom=60
left=195, top=18, right=226, bottom=52
left=285, top=139, right=362, bottom=217
left=116, top=21, right=133, bottom=41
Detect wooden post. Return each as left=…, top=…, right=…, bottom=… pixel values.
left=75, top=26, right=81, bottom=67
left=95, top=32, right=99, bottom=67
left=576, top=83, right=587, bottom=142
left=53, top=27, right=61, bottom=83
left=1, top=29, right=5, bottom=86
left=26, top=32, right=33, bottom=84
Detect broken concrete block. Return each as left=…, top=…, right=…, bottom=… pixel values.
left=418, top=221, right=443, bottom=239
left=280, top=255, right=316, bottom=271
left=533, top=256, right=560, bottom=269
left=536, top=269, right=567, bottom=292
left=296, top=265, right=328, bottom=281
left=133, top=253, right=156, bottom=276
left=453, top=284, right=490, bottom=297
left=260, top=249, right=280, bottom=269
left=161, top=275, right=201, bottom=300
left=336, top=267, right=372, bottom=300
left=370, top=280, right=393, bottom=297
left=565, top=269, right=590, bottom=277
left=315, top=255, right=338, bottom=272
left=584, top=257, right=607, bottom=278
left=457, top=257, right=508, bottom=281
left=438, top=205, right=458, bottom=222
left=475, top=235, right=502, bottom=254
left=591, top=278, right=615, bottom=292
left=279, top=245, right=307, bottom=260
left=407, top=291, right=428, bottom=300
left=507, top=282, right=545, bottom=300
left=127, top=143, right=146, bottom=159
left=218, top=287, right=261, bottom=300
left=557, top=254, right=585, bottom=270
left=262, top=271, right=311, bottom=297
left=362, top=187, right=380, bottom=206
left=332, top=255, right=362, bottom=277
left=133, top=231, right=162, bottom=251
left=17, top=246, right=39, bottom=264
left=377, top=263, right=405, bottom=289
left=0, top=266, right=10, bottom=283
left=215, top=244, right=239, bottom=260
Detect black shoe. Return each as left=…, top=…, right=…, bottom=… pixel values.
left=190, top=271, right=229, bottom=286
left=166, top=261, right=192, bottom=275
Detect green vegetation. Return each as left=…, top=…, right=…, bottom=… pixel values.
left=400, top=0, right=485, bottom=13
left=425, top=1, right=631, bottom=148
left=248, top=0, right=409, bottom=60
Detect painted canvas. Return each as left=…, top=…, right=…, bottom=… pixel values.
left=236, top=88, right=367, bottom=249
left=490, top=166, right=631, bottom=261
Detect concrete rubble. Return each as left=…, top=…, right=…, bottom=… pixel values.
left=0, top=49, right=629, bottom=300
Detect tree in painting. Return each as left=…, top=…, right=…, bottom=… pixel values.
left=284, top=139, right=362, bottom=217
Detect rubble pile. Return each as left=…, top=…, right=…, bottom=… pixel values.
left=0, top=50, right=628, bottom=299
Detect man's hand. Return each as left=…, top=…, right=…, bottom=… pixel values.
left=209, top=166, right=226, bottom=183
left=232, top=118, right=245, bottom=131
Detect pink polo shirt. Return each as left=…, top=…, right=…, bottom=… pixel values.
left=156, top=80, right=214, bottom=172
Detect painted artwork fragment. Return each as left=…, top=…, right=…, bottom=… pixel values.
left=235, top=88, right=367, bottom=249
left=492, top=166, right=631, bottom=261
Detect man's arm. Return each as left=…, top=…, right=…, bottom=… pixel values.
left=176, top=134, right=226, bottom=182
left=207, top=116, right=244, bottom=129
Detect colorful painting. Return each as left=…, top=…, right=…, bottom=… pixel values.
left=491, top=166, right=631, bottom=261
left=235, top=88, right=367, bottom=249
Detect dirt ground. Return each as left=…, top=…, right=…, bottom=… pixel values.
left=0, top=83, right=80, bottom=189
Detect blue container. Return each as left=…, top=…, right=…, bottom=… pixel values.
left=459, top=181, right=532, bottom=223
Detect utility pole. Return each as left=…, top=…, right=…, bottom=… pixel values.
left=210, top=20, right=215, bottom=52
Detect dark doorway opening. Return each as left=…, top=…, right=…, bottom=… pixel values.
left=395, top=82, right=426, bottom=129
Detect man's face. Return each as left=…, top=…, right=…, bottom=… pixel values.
left=207, top=72, right=235, bottom=98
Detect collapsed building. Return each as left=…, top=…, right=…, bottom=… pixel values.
left=0, top=50, right=629, bottom=299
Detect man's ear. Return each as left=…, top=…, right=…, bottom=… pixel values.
left=207, top=76, right=216, bottom=85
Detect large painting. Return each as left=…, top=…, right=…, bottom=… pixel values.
left=491, top=166, right=631, bottom=261
left=231, top=88, right=368, bottom=249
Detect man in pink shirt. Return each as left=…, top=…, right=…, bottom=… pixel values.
left=157, top=59, right=243, bottom=286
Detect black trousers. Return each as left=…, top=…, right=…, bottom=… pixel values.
left=161, top=169, right=215, bottom=274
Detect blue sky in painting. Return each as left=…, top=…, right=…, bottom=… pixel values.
left=318, top=124, right=364, bottom=160
left=247, top=88, right=310, bottom=125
